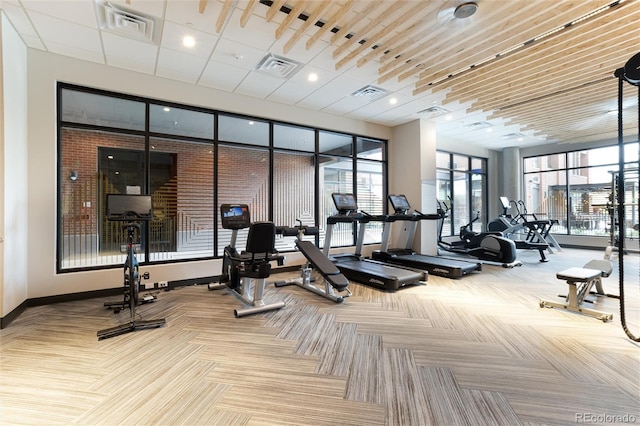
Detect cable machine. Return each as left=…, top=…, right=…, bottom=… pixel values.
left=613, top=51, right=640, bottom=342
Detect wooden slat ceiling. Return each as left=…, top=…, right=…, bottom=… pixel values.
left=207, top=0, right=639, bottom=145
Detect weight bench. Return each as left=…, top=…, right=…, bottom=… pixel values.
left=274, top=240, right=351, bottom=303
left=539, top=259, right=613, bottom=322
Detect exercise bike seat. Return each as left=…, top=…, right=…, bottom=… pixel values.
left=296, top=240, right=350, bottom=291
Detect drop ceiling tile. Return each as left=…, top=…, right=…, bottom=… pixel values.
left=17, top=34, right=47, bottom=50
left=1, top=2, right=39, bottom=37
left=44, top=40, right=105, bottom=64
left=160, top=20, right=218, bottom=58
left=21, top=0, right=98, bottom=28
left=156, top=47, right=208, bottom=83
left=219, top=8, right=278, bottom=52
left=322, top=96, right=371, bottom=116
left=234, top=70, right=285, bottom=99
left=27, top=10, right=102, bottom=53
left=199, top=60, right=248, bottom=92
left=102, top=32, right=158, bottom=75
left=267, top=65, right=335, bottom=105
left=210, top=38, right=266, bottom=71
left=164, top=0, right=221, bottom=34
left=269, top=28, right=326, bottom=65
left=296, top=75, right=363, bottom=110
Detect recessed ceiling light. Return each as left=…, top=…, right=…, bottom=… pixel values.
left=389, top=97, right=398, bottom=105
left=445, top=115, right=453, bottom=121
left=163, top=107, right=170, bottom=112
left=308, top=73, right=318, bottom=82
left=248, top=121, right=254, bottom=125
left=183, top=35, right=196, bottom=48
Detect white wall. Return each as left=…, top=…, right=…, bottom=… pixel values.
left=1, top=13, right=29, bottom=318
left=22, top=49, right=391, bottom=300
left=388, top=119, right=438, bottom=255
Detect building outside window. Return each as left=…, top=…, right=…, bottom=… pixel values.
left=523, top=143, right=639, bottom=239
left=436, top=151, right=487, bottom=237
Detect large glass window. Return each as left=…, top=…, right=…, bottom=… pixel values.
left=60, top=129, right=147, bottom=269
left=524, top=142, right=639, bottom=238
left=150, top=104, right=214, bottom=139
left=319, top=156, right=353, bottom=248
left=218, top=115, right=268, bottom=146
left=58, top=84, right=387, bottom=272
left=217, top=145, right=270, bottom=252
left=436, top=152, right=487, bottom=237
left=147, top=138, right=214, bottom=260
left=273, top=151, right=316, bottom=251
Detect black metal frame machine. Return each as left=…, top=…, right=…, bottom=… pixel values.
left=98, top=194, right=166, bottom=340
left=372, top=194, right=482, bottom=278
left=323, top=193, right=428, bottom=291
left=208, top=204, right=285, bottom=317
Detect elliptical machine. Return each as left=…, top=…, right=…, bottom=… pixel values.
left=437, top=199, right=521, bottom=268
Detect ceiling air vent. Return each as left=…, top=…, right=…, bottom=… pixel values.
left=254, top=53, right=301, bottom=79
left=464, top=121, right=492, bottom=130
left=417, top=105, right=450, bottom=117
left=351, top=85, right=388, bottom=102
left=96, top=1, right=159, bottom=44
left=501, top=132, right=526, bottom=140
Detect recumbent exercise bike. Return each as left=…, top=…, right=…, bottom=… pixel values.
left=208, top=204, right=286, bottom=317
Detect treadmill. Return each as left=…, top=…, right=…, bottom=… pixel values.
left=371, top=194, right=482, bottom=278
left=323, top=193, right=428, bottom=291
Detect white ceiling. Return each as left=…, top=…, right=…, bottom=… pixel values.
left=2, top=0, right=639, bottom=151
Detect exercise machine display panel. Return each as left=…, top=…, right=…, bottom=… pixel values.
left=221, top=204, right=251, bottom=229
left=332, top=193, right=358, bottom=213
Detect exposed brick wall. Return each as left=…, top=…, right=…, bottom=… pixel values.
left=61, top=129, right=316, bottom=238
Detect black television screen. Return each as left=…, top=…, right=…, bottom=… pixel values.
left=106, top=194, right=153, bottom=221
left=220, top=204, right=250, bottom=229
left=388, top=194, right=411, bottom=212
left=332, top=193, right=358, bottom=212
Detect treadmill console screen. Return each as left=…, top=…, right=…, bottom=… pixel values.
left=220, top=204, right=250, bottom=229
left=499, top=196, right=510, bottom=209
left=388, top=194, right=411, bottom=214
left=332, top=193, right=358, bottom=213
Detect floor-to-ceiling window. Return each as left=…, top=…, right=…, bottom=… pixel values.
left=58, top=84, right=387, bottom=272
left=436, top=151, right=487, bottom=237
left=523, top=143, right=639, bottom=239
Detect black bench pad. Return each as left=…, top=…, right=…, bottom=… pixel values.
left=296, top=240, right=349, bottom=290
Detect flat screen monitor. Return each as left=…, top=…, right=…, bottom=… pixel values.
left=388, top=194, right=411, bottom=213
left=331, top=193, right=358, bottom=213
left=499, top=196, right=510, bottom=209
left=220, top=204, right=250, bottom=229
left=106, top=194, right=153, bottom=221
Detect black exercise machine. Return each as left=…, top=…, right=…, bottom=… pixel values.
left=487, top=197, right=553, bottom=262
left=97, top=194, right=166, bottom=341
left=323, top=193, right=428, bottom=291
left=372, top=194, right=482, bottom=278
left=437, top=199, right=520, bottom=268
left=273, top=221, right=351, bottom=303
left=208, top=204, right=285, bottom=317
